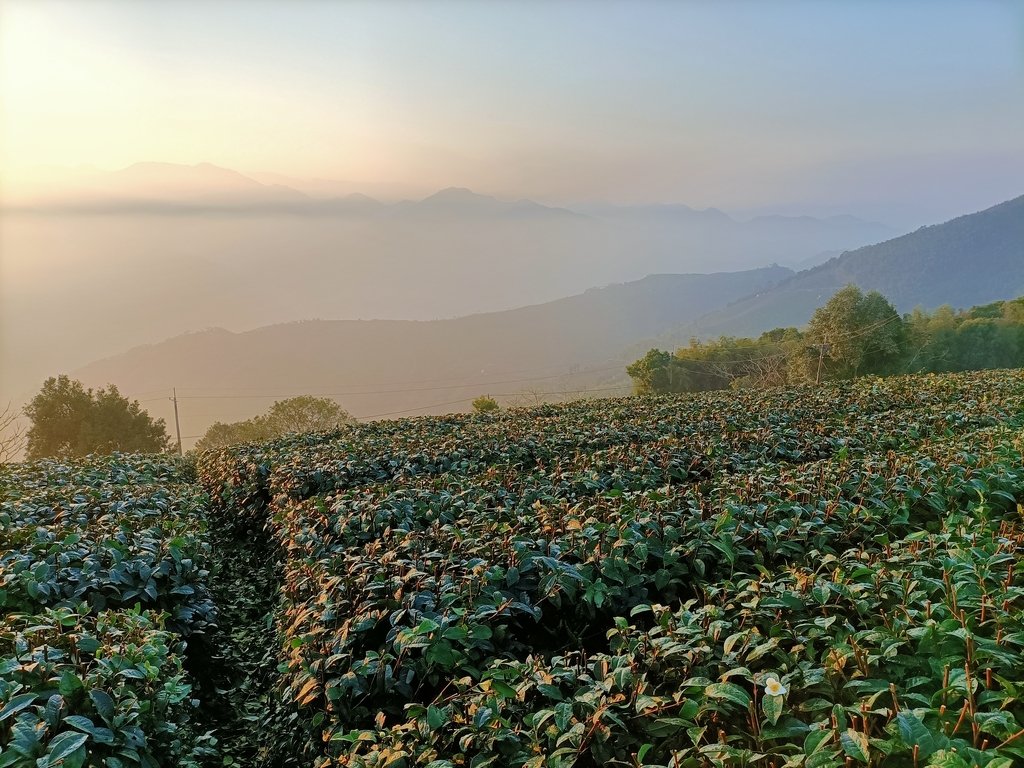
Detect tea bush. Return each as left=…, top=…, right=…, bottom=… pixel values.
left=196, top=370, right=1024, bottom=767
left=6, top=372, right=1024, bottom=766
left=0, top=454, right=214, bottom=767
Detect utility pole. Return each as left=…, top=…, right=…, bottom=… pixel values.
left=170, top=388, right=183, bottom=456
left=814, top=342, right=830, bottom=385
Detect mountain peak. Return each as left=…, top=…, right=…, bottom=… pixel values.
left=410, top=186, right=579, bottom=218
left=423, top=186, right=491, bottom=202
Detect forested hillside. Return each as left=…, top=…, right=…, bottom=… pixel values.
left=686, top=194, right=1024, bottom=337
left=630, top=288, right=1024, bottom=394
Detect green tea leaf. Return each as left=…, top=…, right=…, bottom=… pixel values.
left=896, top=711, right=943, bottom=758
left=839, top=729, right=869, bottom=764
left=761, top=693, right=784, bottom=726
left=0, top=693, right=36, bottom=722
left=705, top=683, right=751, bottom=709
left=45, top=731, right=88, bottom=763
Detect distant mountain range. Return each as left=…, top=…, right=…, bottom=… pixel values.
left=683, top=194, right=1024, bottom=338
left=72, top=266, right=793, bottom=446
left=5, top=162, right=895, bottom=269
left=2, top=162, right=908, bottom=403
left=68, top=193, right=1024, bottom=448
left=9, top=163, right=583, bottom=219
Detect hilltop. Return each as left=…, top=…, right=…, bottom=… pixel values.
left=685, top=194, right=1024, bottom=338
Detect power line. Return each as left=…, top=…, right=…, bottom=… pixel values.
left=172, top=384, right=631, bottom=430
left=171, top=389, right=182, bottom=456
left=135, top=316, right=901, bottom=405
left=842, top=312, right=903, bottom=339
left=168, top=359, right=614, bottom=393
left=490, top=386, right=629, bottom=398
left=669, top=351, right=792, bottom=369
left=669, top=313, right=905, bottom=371
left=135, top=316, right=902, bottom=413
left=361, top=397, right=479, bottom=419
left=164, top=383, right=632, bottom=446
left=122, top=389, right=176, bottom=400
left=166, top=365, right=627, bottom=400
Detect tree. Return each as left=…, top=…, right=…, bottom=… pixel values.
left=194, top=418, right=272, bottom=453
left=627, top=289, right=1024, bottom=393
left=23, top=376, right=92, bottom=458
left=627, top=332, right=802, bottom=395
left=0, top=402, right=27, bottom=463
left=902, top=299, right=1024, bottom=374
left=626, top=349, right=678, bottom=395
left=856, top=291, right=907, bottom=375
left=265, top=396, right=355, bottom=434
left=194, top=396, right=354, bottom=452
left=472, top=395, right=500, bottom=414
left=23, top=375, right=171, bottom=459
left=951, top=319, right=1019, bottom=371
left=80, top=385, right=172, bottom=455
left=676, top=334, right=802, bottom=391
left=803, top=285, right=905, bottom=380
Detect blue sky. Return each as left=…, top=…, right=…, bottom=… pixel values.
left=1, top=0, right=1021, bottom=224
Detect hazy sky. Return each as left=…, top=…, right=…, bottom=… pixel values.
left=2, top=0, right=1022, bottom=220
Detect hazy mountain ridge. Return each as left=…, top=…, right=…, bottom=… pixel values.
left=684, top=194, right=1024, bottom=338
left=5, top=162, right=891, bottom=236
left=0, top=162, right=900, bottom=398
left=392, top=187, right=584, bottom=219
left=16, top=194, right=1024, bottom=451
left=3, top=164, right=578, bottom=218
left=71, top=266, right=793, bottom=447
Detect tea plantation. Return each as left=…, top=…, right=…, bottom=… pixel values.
left=5, top=371, right=1024, bottom=768
left=0, top=456, right=215, bottom=765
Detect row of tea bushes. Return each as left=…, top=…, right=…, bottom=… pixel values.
left=0, top=454, right=215, bottom=768
left=199, top=372, right=1024, bottom=528
left=286, top=424, right=1024, bottom=764
left=336, top=512, right=1024, bottom=768
left=197, top=370, right=1024, bottom=767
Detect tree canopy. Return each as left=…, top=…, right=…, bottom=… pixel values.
left=471, top=395, right=500, bottom=414
left=263, top=395, right=355, bottom=434
left=627, top=330, right=803, bottom=395
left=803, top=285, right=904, bottom=380
left=627, top=287, right=1024, bottom=395
left=23, top=375, right=171, bottom=459
left=195, top=396, right=355, bottom=452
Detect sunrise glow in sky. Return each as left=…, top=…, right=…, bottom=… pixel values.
left=2, top=0, right=1022, bottom=218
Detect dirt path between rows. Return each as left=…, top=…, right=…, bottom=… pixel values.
left=186, top=502, right=299, bottom=767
